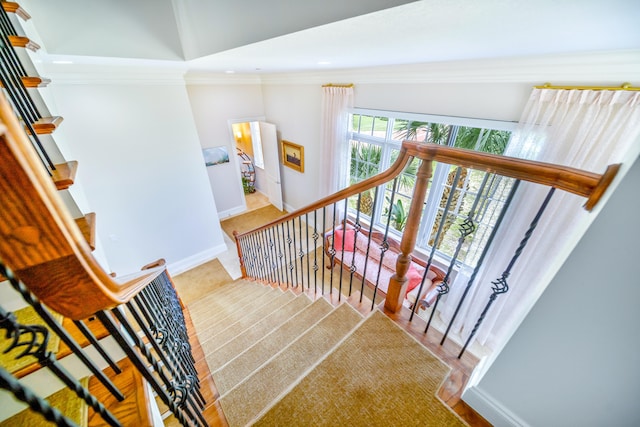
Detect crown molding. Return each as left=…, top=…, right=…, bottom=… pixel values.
left=257, top=50, right=640, bottom=86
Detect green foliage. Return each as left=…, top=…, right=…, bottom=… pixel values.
left=384, top=196, right=408, bottom=231
left=350, top=143, right=382, bottom=184
left=241, top=176, right=255, bottom=194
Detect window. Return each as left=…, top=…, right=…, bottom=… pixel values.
left=348, top=109, right=517, bottom=269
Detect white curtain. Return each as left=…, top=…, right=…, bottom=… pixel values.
left=442, top=88, right=640, bottom=351
left=319, top=85, right=354, bottom=197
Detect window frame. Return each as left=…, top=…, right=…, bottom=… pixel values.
left=347, top=108, right=517, bottom=269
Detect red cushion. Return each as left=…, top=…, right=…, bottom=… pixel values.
left=405, top=264, right=423, bottom=294
left=333, top=228, right=356, bottom=250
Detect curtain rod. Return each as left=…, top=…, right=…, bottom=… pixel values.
left=535, top=82, right=639, bottom=91
left=322, top=83, right=354, bottom=88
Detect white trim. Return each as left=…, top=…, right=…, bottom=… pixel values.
left=462, top=386, right=531, bottom=427
left=217, top=205, right=247, bottom=220
left=258, top=50, right=640, bottom=85
left=167, top=244, right=227, bottom=276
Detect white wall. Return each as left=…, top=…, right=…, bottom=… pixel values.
left=463, top=155, right=640, bottom=427
left=185, top=81, right=265, bottom=217
left=49, top=81, right=225, bottom=275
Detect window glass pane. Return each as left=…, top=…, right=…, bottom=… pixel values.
left=346, top=108, right=514, bottom=269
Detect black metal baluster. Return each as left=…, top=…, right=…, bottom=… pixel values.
left=280, top=223, right=291, bottom=287
left=347, top=193, right=364, bottom=297
left=292, top=218, right=300, bottom=289
left=337, top=197, right=350, bottom=301
left=372, top=178, right=398, bottom=311
left=275, top=224, right=287, bottom=288
left=286, top=220, right=297, bottom=287
left=321, top=206, right=327, bottom=295
left=328, top=203, right=338, bottom=295
left=441, top=176, right=517, bottom=344
left=459, top=186, right=554, bottom=358
left=1, top=265, right=124, bottom=401
left=0, top=366, right=79, bottom=427
left=359, top=186, right=379, bottom=303
left=0, top=306, right=121, bottom=427
left=72, top=319, right=121, bottom=374
left=269, top=226, right=282, bottom=288
left=305, top=213, right=311, bottom=292
left=312, top=210, right=319, bottom=294
left=96, top=310, right=193, bottom=427
left=424, top=167, right=463, bottom=333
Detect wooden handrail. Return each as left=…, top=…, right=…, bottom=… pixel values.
left=0, top=93, right=163, bottom=319
left=236, top=141, right=619, bottom=242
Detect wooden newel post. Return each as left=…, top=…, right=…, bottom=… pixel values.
left=233, top=230, right=248, bottom=278
left=384, top=158, right=433, bottom=313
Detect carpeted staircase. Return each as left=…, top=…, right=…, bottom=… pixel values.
left=191, top=279, right=468, bottom=426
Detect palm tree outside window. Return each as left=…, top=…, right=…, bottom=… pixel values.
left=347, top=109, right=516, bottom=270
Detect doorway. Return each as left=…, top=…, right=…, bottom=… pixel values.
left=228, top=118, right=283, bottom=212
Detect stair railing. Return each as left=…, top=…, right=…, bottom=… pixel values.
left=234, top=140, right=619, bottom=356
left=0, top=85, right=207, bottom=423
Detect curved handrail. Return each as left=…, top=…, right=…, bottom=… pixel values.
left=0, top=93, right=163, bottom=319
left=236, top=140, right=619, bottom=241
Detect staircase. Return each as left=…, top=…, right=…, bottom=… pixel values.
left=188, top=279, right=468, bottom=426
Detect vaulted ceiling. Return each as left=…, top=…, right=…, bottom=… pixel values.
left=24, top=0, right=640, bottom=74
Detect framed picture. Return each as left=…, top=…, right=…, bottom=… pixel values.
left=281, top=140, right=304, bottom=173
left=203, top=146, right=230, bottom=166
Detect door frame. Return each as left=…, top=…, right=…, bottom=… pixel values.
left=227, top=116, right=266, bottom=212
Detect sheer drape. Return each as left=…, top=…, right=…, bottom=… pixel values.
left=319, top=85, right=354, bottom=197
left=442, top=88, right=640, bottom=351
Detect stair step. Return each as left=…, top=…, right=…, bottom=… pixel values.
left=2, top=2, right=30, bottom=21
left=7, top=35, right=39, bottom=52
left=52, top=160, right=78, bottom=190
left=1, top=377, right=90, bottom=427
left=1, top=308, right=109, bottom=379
left=218, top=303, right=364, bottom=426
left=203, top=293, right=313, bottom=370
left=21, top=76, right=51, bottom=88
left=75, top=212, right=96, bottom=251
left=87, top=358, right=153, bottom=427
left=200, top=290, right=296, bottom=354
left=29, top=116, right=63, bottom=134
left=195, top=287, right=284, bottom=343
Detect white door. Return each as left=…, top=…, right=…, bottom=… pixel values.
left=259, top=121, right=283, bottom=211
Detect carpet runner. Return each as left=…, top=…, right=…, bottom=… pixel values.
left=191, top=279, right=468, bottom=427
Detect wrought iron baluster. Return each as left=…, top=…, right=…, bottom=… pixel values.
left=72, top=319, right=121, bottom=374
left=1, top=264, right=124, bottom=401
left=337, top=197, right=349, bottom=301
left=359, top=185, right=379, bottom=304
left=459, top=186, right=555, bottom=358
left=0, top=366, right=79, bottom=427
left=312, top=210, right=320, bottom=294
left=328, top=203, right=337, bottom=295
left=286, top=220, right=297, bottom=287
left=441, top=176, right=518, bottom=344
left=96, top=310, right=194, bottom=427
left=0, top=306, right=121, bottom=427
left=305, top=213, right=311, bottom=292
left=321, top=206, right=327, bottom=295
left=423, top=167, right=463, bottom=333
left=372, top=178, right=398, bottom=311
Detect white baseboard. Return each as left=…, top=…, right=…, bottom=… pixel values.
left=167, top=243, right=228, bottom=276
left=217, top=205, right=246, bottom=219
left=462, top=386, right=530, bottom=427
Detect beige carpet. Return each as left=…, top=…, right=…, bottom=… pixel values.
left=253, top=310, right=467, bottom=426
left=2, top=377, right=89, bottom=426
left=171, top=259, right=232, bottom=306
left=220, top=205, right=287, bottom=237
left=184, top=276, right=466, bottom=427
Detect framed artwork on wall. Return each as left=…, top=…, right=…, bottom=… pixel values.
left=203, top=146, right=230, bottom=166
left=281, top=140, right=304, bottom=173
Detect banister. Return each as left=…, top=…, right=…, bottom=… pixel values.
left=0, top=92, right=164, bottom=319
left=236, top=141, right=619, bottom=242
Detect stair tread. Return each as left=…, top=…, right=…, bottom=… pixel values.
left=200, top=290, right=297, bottom=355
left=1, top=306, right=109, bottom=379
left=219, top=303, right=363, bottom=426
left=51, top=160, right=78, bottom=190
left=87, top=357, right=153, bottom=427
left=30, top=116, right=63, bottom=134
left=203, top=293, right=313, bottom=370
left=2, top=2, right=30, bottom=20
left=21, top=76, right=51, bottom=88
left=1, top=377, right=89, bottom=427
left=8, top=35, right=39, bottom=51
left=75, top=212, right=96, bottom=251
